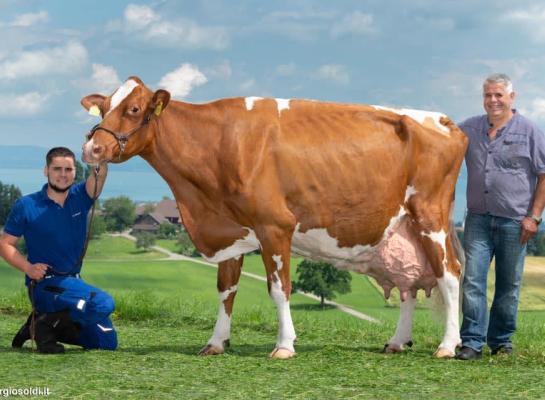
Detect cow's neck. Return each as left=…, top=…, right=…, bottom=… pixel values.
left=140, top=101, right=224, bottom=244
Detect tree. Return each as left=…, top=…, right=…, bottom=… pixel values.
left=157, top=222, right=179, bottom=239
left=75, top=160, right=92, bottom=183
left=0, top=181, right=22, bottom=226
left=135, top=232, right=156, bottom=251
left=89, top=215, right=107, bottom=239
left=292, top=259, right=352, bottom=307
left=177, top=230, right=198, bottom=257
left=102, top=196, right=136, bottom=232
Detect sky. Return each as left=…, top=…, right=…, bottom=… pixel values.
left=2, top=0, right=545, bottom=149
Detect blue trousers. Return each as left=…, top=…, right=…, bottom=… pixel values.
left=460, top=213, right=526, bottom=352
left=30, top=276, right=117, bottom=350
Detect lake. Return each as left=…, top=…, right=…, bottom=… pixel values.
left=0, top=167, right=468, bottom=222
left=0, top=168, right=172, bottom=203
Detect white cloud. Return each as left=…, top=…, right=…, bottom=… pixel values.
left=521, top=97, right=545, bottom=122
left=116, top=4, right=229, bottom=50
left=502, top=6, right=545, bottom=41
left=158, top=63, right=208, bottom=98
left=124, top=4, right=159, bottom=29
left=91, top=64, right=122, bottom=94
left=10, top=11, right=49, bottom=27
left=0, top=92, right=50, bottom=116
left=313, top=64, right=350, bottom=85
left=258, top=10, right=332, bottom=41
left=331, top=11, right=376, bottom=37
left=239, top=79, right=256, bottom=92
left=0, top=41, right=88, bottom=80
left=276, top=63, right=297, bottom=76
left=205, top=60, right=232, bottom=79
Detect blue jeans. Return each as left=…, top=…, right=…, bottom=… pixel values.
left=460, top=213, right=526, bottom=352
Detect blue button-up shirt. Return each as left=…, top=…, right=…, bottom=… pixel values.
left=4, top=182, right=93, bottom=283
left=459, top=111, right=545, bottom=221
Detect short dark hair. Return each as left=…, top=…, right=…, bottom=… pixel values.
left=46, top=147, right=76, bottom=166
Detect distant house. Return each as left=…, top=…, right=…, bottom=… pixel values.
left=133, top=199, right=181, bottom=234
left=154, top=199, right=180, bottom=224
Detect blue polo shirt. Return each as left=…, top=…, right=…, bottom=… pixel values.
left=4, top=182, right=93, bottom=283
left=459, top=110, right=545, bottom=220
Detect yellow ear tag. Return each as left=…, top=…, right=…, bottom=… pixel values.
left=154, top=101, right=163, bottom=117
left=88, top=105, right=101, bottom=117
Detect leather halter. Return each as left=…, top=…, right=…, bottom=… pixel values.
left=85, top=113, right=152, bottom=160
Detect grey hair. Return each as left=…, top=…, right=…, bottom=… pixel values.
left=483, top=73, right=513, bottom=94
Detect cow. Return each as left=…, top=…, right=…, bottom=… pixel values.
left=81, top=76, right=468, bottom=359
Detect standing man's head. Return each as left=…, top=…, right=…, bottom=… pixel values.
left=44, top=147, right=76, bottom=193
left=482, top=73, right=516, bottom=123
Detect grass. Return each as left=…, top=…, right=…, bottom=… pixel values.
left=1, top=236, right=545, bottom=398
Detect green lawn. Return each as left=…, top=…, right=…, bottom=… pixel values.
left=1, top=236, right=545, bottom=399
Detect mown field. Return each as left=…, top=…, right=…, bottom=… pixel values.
left=0, top=237, right=544, bottom=399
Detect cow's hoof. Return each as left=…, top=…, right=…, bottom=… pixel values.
left=433, top=347, right=455, bottom=359
left=269, top=347, right=295, bottom=359
left=382, top=343, right=404, bottom=354
left=198, top=344, right=224, bottom=356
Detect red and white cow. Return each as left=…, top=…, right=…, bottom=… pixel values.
left=81, top=77, right=467, bottom=359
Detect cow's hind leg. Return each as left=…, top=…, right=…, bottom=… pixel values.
left=199, top=256, right=243, bottom=356
left=384, top=296, right=416, bottom=353
left=409, top=200, right=461, bottom=358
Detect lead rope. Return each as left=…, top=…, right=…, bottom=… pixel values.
left=28, top=166, right=101, bottom=351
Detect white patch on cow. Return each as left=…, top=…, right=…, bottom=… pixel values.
left=372, top=105, right=450, bottom=135
left=208, top=287, right=238, bottom=349
left=107, top=79, right=139, bottom=115
left=435, top=270, right=461, bottom=354
left=219, top=285, right=238, bottom=302
left=202, top=228, right=260, bottom=263
left=387, top=296, right=416, bottom=349
left=290, top=206, right=406, bottom=267
left=272, top=255, right=283, bottom=271
left=269, top=271, right=296, bottom=352
left=245, top=96, right=263, bottom=111
left=421, top=230, right=447, bottom=267
left=275, top=98, right=290, bottom=115
left=404, top=185, right=417, bottom=203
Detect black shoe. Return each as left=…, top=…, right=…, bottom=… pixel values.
left=55, top=312, right=81, bottom=346
left=35, top=312, right=66, bottom=354
left=491, top=345, right=513, bottom=356
left=455, top=346, right=482, bottom=360
left=11, top=312, right=33, bottom=348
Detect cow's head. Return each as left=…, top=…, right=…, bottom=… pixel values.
left=81, top=76, right=170, bottom=165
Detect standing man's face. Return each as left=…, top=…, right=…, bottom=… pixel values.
left=44, top=156, right=76, bottom=193
left=483, top=82, right=515, bottom=121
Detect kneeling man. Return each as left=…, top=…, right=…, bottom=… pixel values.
left=0, top=147, right=117, bottom=353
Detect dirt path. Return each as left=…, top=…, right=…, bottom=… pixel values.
left=110, top=232, right=381, bottom=323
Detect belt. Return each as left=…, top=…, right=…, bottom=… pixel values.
left=43, top=272, right=81, bottom=280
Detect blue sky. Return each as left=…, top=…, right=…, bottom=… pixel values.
left=2, top=0, right=545, bottom=151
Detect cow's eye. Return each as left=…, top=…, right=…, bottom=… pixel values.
left=129, top=106, right=140, bottom=115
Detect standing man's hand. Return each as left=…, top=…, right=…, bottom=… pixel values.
left=24, top=263, right=49, bottom=281
left=520, top=217, right=539, bottom=244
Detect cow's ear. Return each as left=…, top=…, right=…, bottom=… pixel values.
left=151, top=89, right=170, bottom=117
left=81, top=94, right=106, bottom=117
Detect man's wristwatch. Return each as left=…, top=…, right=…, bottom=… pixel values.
left=527, top=214, right=542, bottom=225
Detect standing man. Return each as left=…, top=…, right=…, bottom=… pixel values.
left=456, top=73, right=545, bottom=360
left=0, top=147, right=117, bottom=353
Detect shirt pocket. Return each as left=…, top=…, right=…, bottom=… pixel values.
left=496, top=139, right=529, bottom=172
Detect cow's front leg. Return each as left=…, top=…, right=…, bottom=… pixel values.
left=259, top=229, right=296, bottom=359
left=384, top=295, right=416, bottom=353
left=199, top=256, right=243, bottom=356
